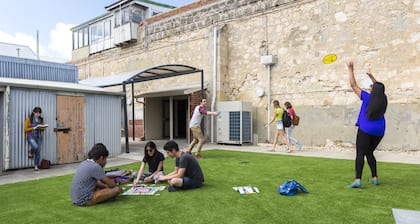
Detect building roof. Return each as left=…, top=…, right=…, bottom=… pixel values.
left=105, top=0, right=175, bottom=11
left=0, top=77, right=124, bottom=96
left=72, top=0, right=175, bottom=31
left=71, top=12, right=112, bottom=31
left=79, top=64, right=203, bottom=87
left=0, top=42, right=37, bottom=60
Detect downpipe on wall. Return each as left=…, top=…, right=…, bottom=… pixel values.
left=211, top=25, right=225, bottom=143
left=211, top=26, right=218, bottom=143
left=266, top=65, right=271, bottom=142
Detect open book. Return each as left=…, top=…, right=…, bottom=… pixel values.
left=37, top=124, right=49, bottom=128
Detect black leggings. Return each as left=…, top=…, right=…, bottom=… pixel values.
left=355, top=128, right=383, bottom=179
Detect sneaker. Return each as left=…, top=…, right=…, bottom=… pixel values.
left=34, top=166, right=39, bottom=172
left=348, top=180, right=362, bottom=188
left=297, top=143, right=303, bottom=150
left=28, top=150, right=33, bottom=159
left=372, top=179, right=380, bottom=185
left=168, top=186, right=178, bottom=192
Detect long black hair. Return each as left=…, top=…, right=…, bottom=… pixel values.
left=366, top=82, right=387, bottom=120
left=30, top=107, right=43, bottom=123
left=144, top=141, right=158, bottom=163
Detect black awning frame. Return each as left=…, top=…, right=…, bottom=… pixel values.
left=112, top=64, right=204, bottom=153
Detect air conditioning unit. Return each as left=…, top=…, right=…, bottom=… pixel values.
left=217, top=101, right=252, bottom=145
left=113, top=22, right=138, bottom=46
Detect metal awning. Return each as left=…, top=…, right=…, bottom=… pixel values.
left=79, top=64, right=203, bottom=88
left=79, top=64, right=204, bottom=154
left=135, top=83, right=207, bottom=98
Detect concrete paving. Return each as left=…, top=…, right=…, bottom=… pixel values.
left=1, top=140, right=419, bottom=186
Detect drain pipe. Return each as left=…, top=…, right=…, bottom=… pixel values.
left=211, top=26, right=218, bottom=143
left=260, top=55, right=276, bottom=141
left=266, top=65, right=271, bottom=141
left=3, top=86, right=10, bottom=170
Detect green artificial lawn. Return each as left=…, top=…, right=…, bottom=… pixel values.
left=0, top=150, right=419, bottom=224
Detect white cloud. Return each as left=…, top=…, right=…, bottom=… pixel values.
left=48, top=22, right=75, bottom=61
left=0, top=30, right=48, bottom=56
left=0, top=22, right=74, bottom=63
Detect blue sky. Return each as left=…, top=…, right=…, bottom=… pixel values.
left=0, top=0, right=194, bottom=62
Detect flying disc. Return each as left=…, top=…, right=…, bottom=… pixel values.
left=322, top=54, right=337, bottom=64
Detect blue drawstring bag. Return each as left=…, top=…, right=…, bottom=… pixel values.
left=278, top=179, right=309, bottom=196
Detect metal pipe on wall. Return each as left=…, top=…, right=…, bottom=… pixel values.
left=123, top=83, right=129, bottom=153
left=3, top=86, right=10, bottom=170
left=131, top=83, right=135, bottom=141
left=211, top=26, right=217, bottom=143
left=267, top=65, right=271, bottom=141
left=211, top=24, right=225, bottom=143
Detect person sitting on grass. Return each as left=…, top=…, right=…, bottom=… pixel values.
left=158, top=140, right=204, bottom=192
left=70, top=143, right=122, bottom=206
left=133, top=141, right=165, bottom=187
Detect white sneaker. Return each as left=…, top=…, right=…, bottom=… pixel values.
left=297, top=143, right=303, bottom=150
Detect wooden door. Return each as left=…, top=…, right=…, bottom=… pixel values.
left=56, top=95, right=85, bottom=164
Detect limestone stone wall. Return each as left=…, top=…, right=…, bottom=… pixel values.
left=72, top=0, right=420, bottom=150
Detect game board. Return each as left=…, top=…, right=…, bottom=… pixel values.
left=122, top=185, right=166, bottom=196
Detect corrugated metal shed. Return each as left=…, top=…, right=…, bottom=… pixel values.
left=85, top=95, right=122, bottom=154
left=0, top=55, right=78, bottom=83
left=7, top=89, right=56, bottom=169
left=0, top=78, right=124, bottom=170
left=0, top=91, right=3, bottom=172
left=0, top=77, right=123, bottom=96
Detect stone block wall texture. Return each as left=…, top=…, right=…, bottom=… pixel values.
left=72, top=0, right=420, bottom=150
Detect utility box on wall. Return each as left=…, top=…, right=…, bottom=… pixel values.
left=217, top=101, right=252, bottom=145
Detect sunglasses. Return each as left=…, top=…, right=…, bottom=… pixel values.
left=146, top=149, right=154, bottom=152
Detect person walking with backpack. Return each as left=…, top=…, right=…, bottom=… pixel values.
left=347, top=62, right=387, bottom=188
left=284, top=102, right=303, bottom=150
left=265, top=100, right=291, bottom=152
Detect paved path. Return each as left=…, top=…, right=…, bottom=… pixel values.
left=1, top=140, right=419, bottom=186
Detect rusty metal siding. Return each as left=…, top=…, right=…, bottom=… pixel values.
left=85, top=95, right=122, bottom=157
left=7, top=88, right=57, bottom=169
left=0, top=55, right=77, bottom=83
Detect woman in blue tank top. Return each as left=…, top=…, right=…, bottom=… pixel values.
left=347, top=62, right=387, bottom=188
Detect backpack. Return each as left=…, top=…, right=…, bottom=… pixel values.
left=292, top=114, right=300, bottom=126
left=40, top=159, right=51, bottom=169
left=282, top=110, right=292, bottom=128
left=277, top=179, right=309, bottom=196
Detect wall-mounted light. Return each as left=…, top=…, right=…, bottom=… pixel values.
left=256, top=87, right=265, bottom=97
